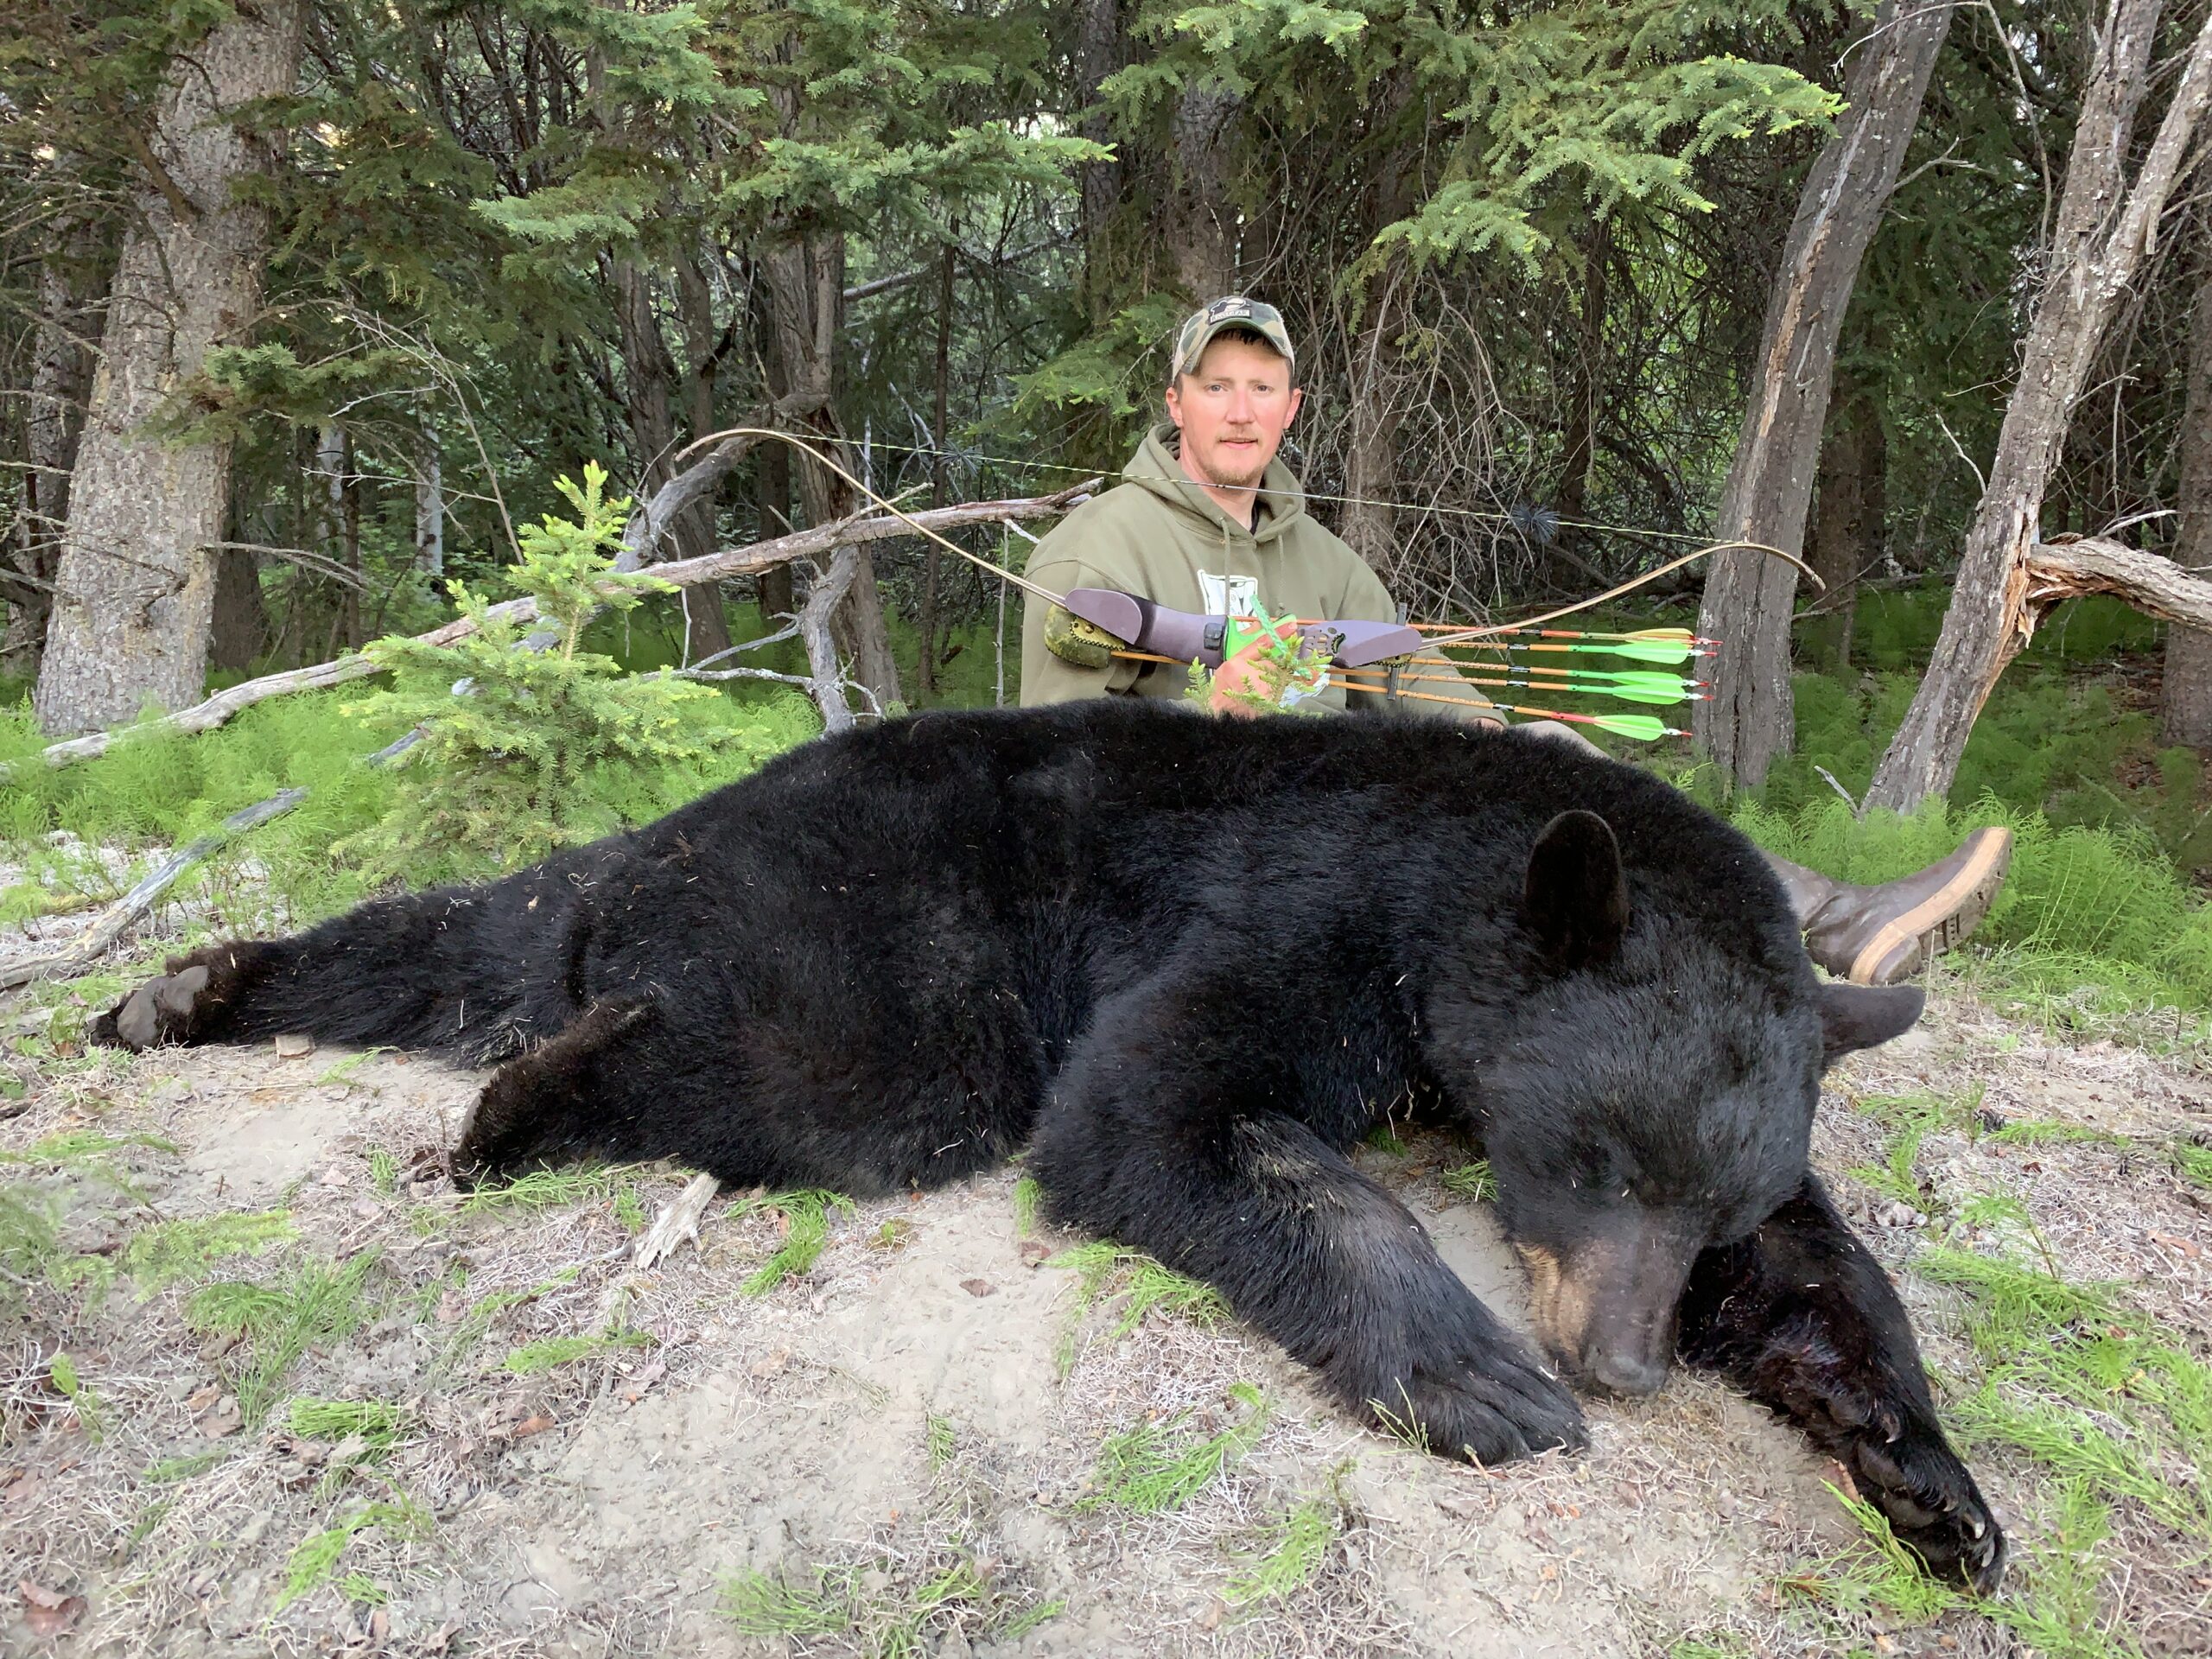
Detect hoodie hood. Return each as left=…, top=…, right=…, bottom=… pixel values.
left=1122, top=423, right=1313, bottom=548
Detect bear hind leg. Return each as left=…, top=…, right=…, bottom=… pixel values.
left=454, top=1000, right=661, bottom=1185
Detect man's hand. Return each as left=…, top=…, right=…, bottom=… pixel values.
left=1209, top=613, right=1311, bottom=716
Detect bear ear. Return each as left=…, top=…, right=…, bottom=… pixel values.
left=1522, top=810, right=1629, bottom=968
left=1815, top=982, right=1925, bottom=1067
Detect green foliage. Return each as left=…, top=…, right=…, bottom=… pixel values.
left=1010, top=1174, right=1041, bottom=1238
left=187, top=1252, right=380, bottom=1426
left=501, top=1330, right=652, bottom=1376
left=121, top=1211, right=297, bottom=1294
left=459, top=1165, right=628, bottom=1217
left=276, top=1496, right=433, bottom=1612
left=1046, top=1241, right=1231, bottom=1373
left=1225, top=1491, right=1338, bottom=1605
left=48, top=1351, right=102, bottom=1441
left=720, top=1554, right=1007, bottom=1655
left=1079, top=1381, right=1271, bottom=1513
left=1440, top=1160, right=1497, bottom=1203
left=286, top=1397, right=405, bottom=1452
left=925, top=1414, right=957, bottom=1471
left=337, top=465, right=788, bottom=875
left=730, top=1188, right=856, bottom=1295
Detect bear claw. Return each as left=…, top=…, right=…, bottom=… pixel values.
left=1850, top=1427, right=2007, bottom=1594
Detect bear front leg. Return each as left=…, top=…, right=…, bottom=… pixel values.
left=1032, top=982, right=1585, bottom=1465
left=1677, top=1173, right=2006, bottom=1592
left=91, top=942, right=283, bottom=1052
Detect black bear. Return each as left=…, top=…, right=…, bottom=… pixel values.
left=94, top=700, right=2002, bottom=1588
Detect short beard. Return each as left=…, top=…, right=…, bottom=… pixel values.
left=1192, top=446, right=1268, bottom=493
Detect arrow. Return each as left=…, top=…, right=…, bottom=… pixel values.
left=1334, top=666, right=1702, bottom=708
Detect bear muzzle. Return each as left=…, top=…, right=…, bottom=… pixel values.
left=1514, top=1220, right=1702, bottom=1398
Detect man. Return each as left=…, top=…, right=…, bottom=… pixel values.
left=1019, top=296, right=2012, bottom=986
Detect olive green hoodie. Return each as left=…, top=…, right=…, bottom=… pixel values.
left=1020, top=423, right=1492, bottom=716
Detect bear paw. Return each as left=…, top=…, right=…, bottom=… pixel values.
left=1364, top=1346, right=1588, bottom=1466
left=90, top=957, right=219, bottom=1052
left=1848, top=1421, right=2007, bottom=1595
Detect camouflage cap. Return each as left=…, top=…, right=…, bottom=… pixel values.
left=1170, top=296, right=1296, bottom=381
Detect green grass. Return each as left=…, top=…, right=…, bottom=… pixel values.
left=2171, top=1142, right=2212, bottom=1189
left=730, top=1188, right=855, bottom=1294
left=925, top=1414, right=956, bottom=1471
left=275, top=1495, right=432, bottom=1612
left=1011, top=1174, right=1041, bottom=1237
left=458, top=1165, right=626, bottom=1216
left=1225, top=1492, right=1338, bottom=1605
left=1045, top=1241, right=1230, bottom=1374
left=719, top=1554, right=1002, bottom=1656
left=186, top=1251, right=379, bottom=1425
left=1079, top=1382, right=1270, bottom=1513
left=0, top=1128, right=179, bottom=1166
left=286, top=1397, right=405, bottom=1451
left=120, top=1210, right=297, bottom=1293
left=434, top=1268, right=579, bottom=1374
left=48, top=1351, right=102, bottom=1441
left=501, top=1329, right=652, bottom=1375
left=1439, top=1160, right=1497, bottom=1203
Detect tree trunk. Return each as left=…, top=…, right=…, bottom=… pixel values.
left=318, top=422, right=361, bottom=652
left=760, top=232, right=902, bottom=715
left=414, top=438, right=444, bottom=578
left=1075, top=0, right=1128, bottom=322
left=673, top=249, right=732, bottom=662
left=1867, top=0, right=2212, bottom=810
left=32, top=0, right=305, bottom=735
left=1553, top=220, right=1612, bottom=562
left=2160, top=235, right=2212, bottom=747
left=919, top=240, right=954, bottom=694
left=209, top=549, right=267, bottom=672
left=1692, top=0, right=1953, bottom=787
left=3, top=204, right=105, bottom=678
left=1167, top=84, right=1241, bottom=297
left=613, top=258, right=729, bottom=664
left=1804, top=380, right=1885, bottom=670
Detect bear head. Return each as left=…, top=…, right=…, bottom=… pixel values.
left=1453, top=809, right=1922, bottom=1398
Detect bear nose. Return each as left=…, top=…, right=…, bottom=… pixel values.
left=1586, top=1348, right=1669, bottom=1396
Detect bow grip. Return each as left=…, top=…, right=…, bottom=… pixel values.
left=1060, top=588, right=1420, bottom=670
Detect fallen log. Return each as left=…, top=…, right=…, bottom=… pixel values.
left=8, top=480, right=1096, bottom=775
left=2018, top=537, right=2212, bottom=633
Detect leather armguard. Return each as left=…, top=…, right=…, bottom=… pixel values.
left=1043, top=604, right=1121, bottom=671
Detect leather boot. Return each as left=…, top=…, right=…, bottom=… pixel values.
left=1766, top=827, right=2014, bottom=986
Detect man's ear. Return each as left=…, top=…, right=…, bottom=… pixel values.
left=1523, top=810, right=1629, bottom=967
left=1815, top=982, right=1925, bottom=1067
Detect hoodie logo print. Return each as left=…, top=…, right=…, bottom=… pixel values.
left=1198, top=570, right=1260, bottom=620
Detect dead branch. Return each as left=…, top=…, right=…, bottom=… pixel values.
left=9, top=481, right=1094, bottom=775
left=2019, top=537, right=2212, bottom=632
left=0, top=789, right=308, bottom=990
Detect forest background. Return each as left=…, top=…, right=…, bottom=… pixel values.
left=4, top=0, right=2212, bottom=1001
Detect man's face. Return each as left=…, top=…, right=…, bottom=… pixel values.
left=1164, top=335, right=1304, bottom=493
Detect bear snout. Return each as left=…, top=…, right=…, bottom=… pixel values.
left=1513, top=1222, right=1700, bottom=1398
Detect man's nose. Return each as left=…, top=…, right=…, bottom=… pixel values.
left=1224, top=388, right=1257, bottom=423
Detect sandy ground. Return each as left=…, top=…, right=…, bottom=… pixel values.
left=4, top=935, right=2211, bottom=1656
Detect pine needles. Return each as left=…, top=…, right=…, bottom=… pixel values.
left=1045, top=1241, right=1230, bottom=1373
left=729, top=1188, right=855, bottom=1294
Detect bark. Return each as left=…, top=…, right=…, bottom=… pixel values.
left=1076, top=0, right=1128, bottom=321
left=1804, top=380, right=1885, bottom=670
left=919, top=241, right=955, bottom=695
left=613, top=258, right=730, bottom=664
left=318, top=423, right=361, bottom=652
left=1867, top=0, right=2212, bottom=810
left=1167, top=83, right=1242, bottom=296
left=33, top=0, right=307, bottom=735
left=1338, top=94, right=1422, bottom=578
left=3, top=203, right=105, bottom=676
left=2161, top=239, right=2212, bottom=747
left=752, top=271, right=796, bottom=627
left=1692, top=0, right=1954, bottom=787
left=414, top=441, right=444, bottom=577
left=759, top=233, right=902, bottom=714
left=674, top=251, right=732, bottom=662
left=209, top=548, right=267, bottom=672
left=1552, top=223, right=1612, bottom=554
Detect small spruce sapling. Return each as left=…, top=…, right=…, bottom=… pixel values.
left=340, top=463, right=764, bottom=874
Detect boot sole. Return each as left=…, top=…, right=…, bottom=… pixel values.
left=1847, top=829, right=2014, bottom=986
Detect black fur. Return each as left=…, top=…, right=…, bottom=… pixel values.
left=93, top=700, right=2000, bottom=1586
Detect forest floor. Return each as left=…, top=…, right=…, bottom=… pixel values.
left=3, top=915, right=2211, bottom=1658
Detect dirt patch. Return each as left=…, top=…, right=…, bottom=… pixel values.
left=3, top=957, right=2210, bottom=1656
